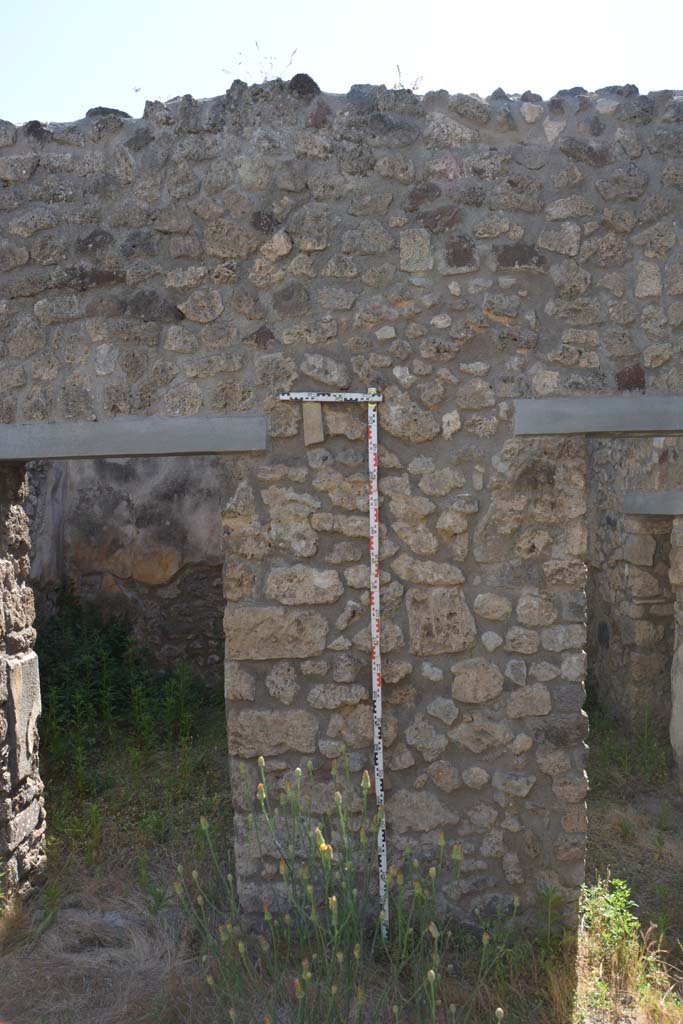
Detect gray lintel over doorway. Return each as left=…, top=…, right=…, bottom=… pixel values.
left=0, top=414, right=268, bottom=462
left=623, top=491, right=683, bottom=517
left=514, top=395, right=683, bottom=437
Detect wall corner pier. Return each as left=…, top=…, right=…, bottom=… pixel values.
left=0, top=464, right=45, bottom=895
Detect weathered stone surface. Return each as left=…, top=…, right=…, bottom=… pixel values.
left=177, top=287, right=224, bottom=323
left=474, top=593, right=512, bottom=620
left=225, top=661, right=256, bottom=702
left=387, top=790, right=459, bottom=832
left=405, top=713, right=448, bottom=761
left=265, top=565, right=343, bottom=605
left=7, top=653, right=41, bottom=783
left=265, top=663, right=300, bottom=705
left=406, top=587, right=476, bottom=655
left=507, top=683, right=552, bottom=718
left=451, top=658, right=504, bottom=703
left=225, top=607, right=328, bottom=660
left=391, top=553, right=464, bottom=585
left=307, top=683, right=367, bottom=709
left=381, top=391, right=440, bottom=443
left=229, top=709, right=318, bottom=757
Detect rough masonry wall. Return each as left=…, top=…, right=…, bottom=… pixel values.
left=0, top=465, right=45, bottom=893
left=587, top=437, right=683, bottom=740
left=26, top=456, right=231, bottom=682
left=2, top=78, right=683, bottom=922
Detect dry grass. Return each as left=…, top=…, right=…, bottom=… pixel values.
left=2, top=707, right=683, bottom=1023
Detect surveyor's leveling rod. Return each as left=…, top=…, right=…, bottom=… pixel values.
left=279, top=389, right=389, bottom=937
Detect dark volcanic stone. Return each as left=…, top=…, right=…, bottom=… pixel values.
left=272, top=282, right=311, bottom=315
left=129, top=289, right=183, bottom=322
left=405, top=183, right=442, bottom=211
left=251, top=210, right=280, bottom=233
left=520, top=90, right=542, bottom=103
left=58, top=265, right=126, bottom=291
left=616, top=364, right=646, bottom=392
left=23, top=120, right=52, bottom=142
left=288, top=74, right=321, bottom=99
left=596, top=84, right=639, bottom=97
left=559, top=137, right=614, bottom=166
left=652, top=127, right=683, bottom=156
left=125, top=127, right=154, bottom=151
left=548, top=97, right=564, bottom=116
left=86, top=106, right=132, bottom=118
left=367, top=112, right=420, bottom=147
left=443, top=234, right=478, bottom=271
left=555, top=87, right=587, bottom=98
left=489, top=88, right=509, bottom=101
left=615, top=96, right=655, bottom=124
left=417, top=204, right=460, bottom=233
left=246, top=325, right=276, bottom=347
left=120, top=229, right=159, bottom=258
left=346, top=84, right=379, bottom=110
left=75, top=229, right=114, bottom=255
left=494, top=243, right=546, bottom=272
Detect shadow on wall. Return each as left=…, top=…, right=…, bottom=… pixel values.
left=26, top=455, right=234, bottom=683
left=586, top=436, right=680, bottom=744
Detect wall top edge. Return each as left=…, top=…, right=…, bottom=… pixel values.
left=2, top=76, right=683, bottom=133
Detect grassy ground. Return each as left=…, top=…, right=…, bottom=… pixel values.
left=0, top=596, right=682, bottom=1022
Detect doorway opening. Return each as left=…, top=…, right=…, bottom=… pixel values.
left=585, top=436, right=683, bottom=940
left=25, top=452, right=235, bottom=953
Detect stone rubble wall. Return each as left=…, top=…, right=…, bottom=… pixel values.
left=2, top=77, right=683, bottom=922
left=26, top=456, right=231, bottom=683
left=587, top=437, right=683, bottom=740
left=0, top=465, right=45, bottom=893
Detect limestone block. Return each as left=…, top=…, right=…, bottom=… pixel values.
left=406, top=587, right=476, bottom=656
left=451, top=658, right=504, bottom=704
left=400, top=228, right=433, bottom=272
left=427, top=761, right=461, bottom=792
left=224, top=607, right=328, bottom=660
left=386, top=790, right=459, bottom=833
left=462, top=767, right=489, bottom=789
left=391, top=554, right=464, bottom=585
left=449, top=714, right=513, bottom=753
left=405, top=714, right=448, bottom=761
left=265, top=663, right=300, bottom=705
left=3, top=799, right=41, bottom=854
left=326, top=705, right=397, bottom=748
left=229, top=709, right=318, bottom=758
left=540, top=625, right=585, bottom=652
left=474, top=593, right=512, bottom=621
left=6, top=652, right=41, bottom=784
left=516, top=593, right=556, bottom=627
left=224, top=661, right=256, bottom=702
left=265, top=565, right=343, bottom=605
left=493, top=772, right=536, bottom=797
left=307, top=684, right=367, bottom=709
left=507, top=683, right=552, bottom=718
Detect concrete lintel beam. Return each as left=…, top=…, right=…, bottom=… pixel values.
left=624, top=491, right=683, bottom=517
left=515, top=396, right=683, bottom=437
left=0, top=414, right=268, bottom=461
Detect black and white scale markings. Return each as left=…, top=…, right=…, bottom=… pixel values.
left=280, top=390, right=389, bottom=937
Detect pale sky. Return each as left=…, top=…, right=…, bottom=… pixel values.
left=2, top=0, right=682, bottom=125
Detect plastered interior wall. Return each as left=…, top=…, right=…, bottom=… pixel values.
left=2, top=77, right=683, bottom=920
left=26, top=456, right=231, bottom=682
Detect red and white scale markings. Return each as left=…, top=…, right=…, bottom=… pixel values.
left=280, top=390, right=389, bottom=936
